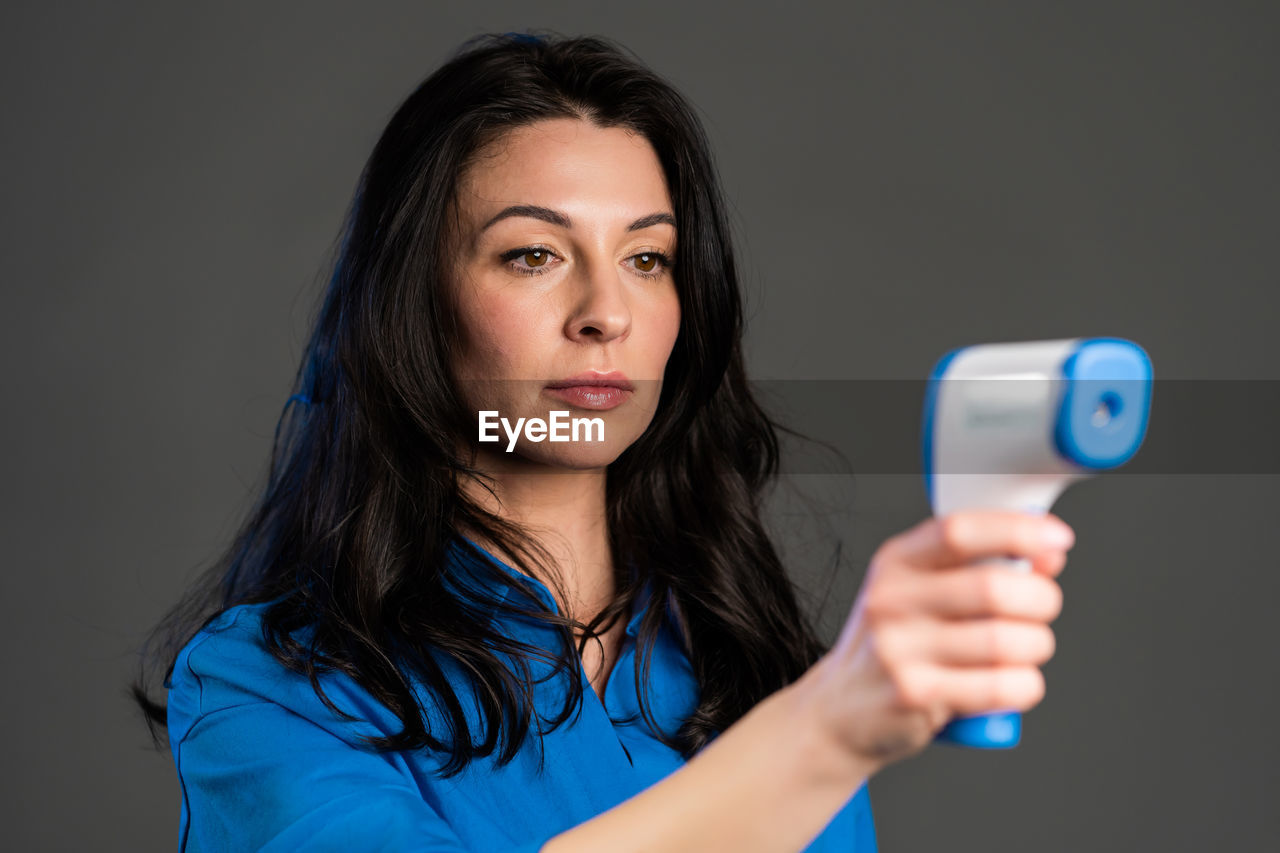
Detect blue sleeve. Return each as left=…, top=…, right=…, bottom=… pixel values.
left=167, top=610, right=547, bottom=853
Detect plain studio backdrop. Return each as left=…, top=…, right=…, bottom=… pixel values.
left=3, top=2, right=1276, bottom=850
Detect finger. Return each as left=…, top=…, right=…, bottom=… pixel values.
left=889, top=510, right=1075, bottom=570
left=1029, top=547, right=1069, bottom=579
left=866, top=564, right=1064, bottom=622
left=877, top=618, right=1056, bottom=667
left=964, top=548, right=1069, bottom=582
left=894, top=662, right=1047, bottom=716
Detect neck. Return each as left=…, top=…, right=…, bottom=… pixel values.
left=458, top=447, right=615, bottom=626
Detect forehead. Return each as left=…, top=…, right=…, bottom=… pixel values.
left=455, top=118, right=672, bottom=221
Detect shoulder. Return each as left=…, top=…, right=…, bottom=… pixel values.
left=165, top=598, right=403, bottom=750
left=168, top=601, right=279, bottom=703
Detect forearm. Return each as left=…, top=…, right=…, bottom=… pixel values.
left=540, top=681, right=873, bottom=853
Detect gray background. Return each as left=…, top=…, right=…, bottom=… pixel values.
left=3, top=1, right=1276, bottom=850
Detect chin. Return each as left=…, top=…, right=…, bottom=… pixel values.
left=518, top=441, right=631, bottom=470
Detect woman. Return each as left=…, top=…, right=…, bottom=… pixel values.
left=131, top=31, right=1073, bottom=852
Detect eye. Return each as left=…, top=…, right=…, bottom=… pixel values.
left=628, top=251, right=674, bottom=279
left=498, top=246, right=675, bottom=279
left=520, top=249, right=550, bottom=268
left=500, top=246, right=561, bottom=277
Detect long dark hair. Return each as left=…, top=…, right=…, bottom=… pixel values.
left=130, top=30, right=829, bottom=779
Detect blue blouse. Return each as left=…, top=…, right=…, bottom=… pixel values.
left=166, top=540, right=878, bottom=851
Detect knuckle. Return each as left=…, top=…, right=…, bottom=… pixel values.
left=861, top=580, right=894, bottom=621
left=868, top=541, right=901, bottom=580
left=869, top=538, right=894, bottom=567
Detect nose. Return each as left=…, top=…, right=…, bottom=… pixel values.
left=564, top=255, right=632, bottom=344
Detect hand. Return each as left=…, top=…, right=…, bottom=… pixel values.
left=790, top=510, right=1074, bottom=778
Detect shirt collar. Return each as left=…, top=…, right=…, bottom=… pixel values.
left=449, top=535, right=652, bottom=639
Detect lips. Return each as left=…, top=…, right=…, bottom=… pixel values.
left=543, top=371, right=634, bottom=411
left=544, top=371, right=634, bottom=391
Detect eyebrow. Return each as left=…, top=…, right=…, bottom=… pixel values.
left=479, top=205, right=676, bottom=234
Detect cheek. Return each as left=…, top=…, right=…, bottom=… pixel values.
left=454, top=285, right=562, bottom=391
left=656, top=292, right=682, bottom=359
left=456, top=292, right=529, bottom=374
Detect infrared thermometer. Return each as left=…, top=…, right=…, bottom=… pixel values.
left=921, top=337, right=1153, bottom=748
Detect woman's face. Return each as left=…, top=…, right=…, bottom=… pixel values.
left=448, top=117, right=681, bottom=470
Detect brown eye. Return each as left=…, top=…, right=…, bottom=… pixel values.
left=635, top=253, right=657, bottom=272
left=523, top=249, right=549, bottom=267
